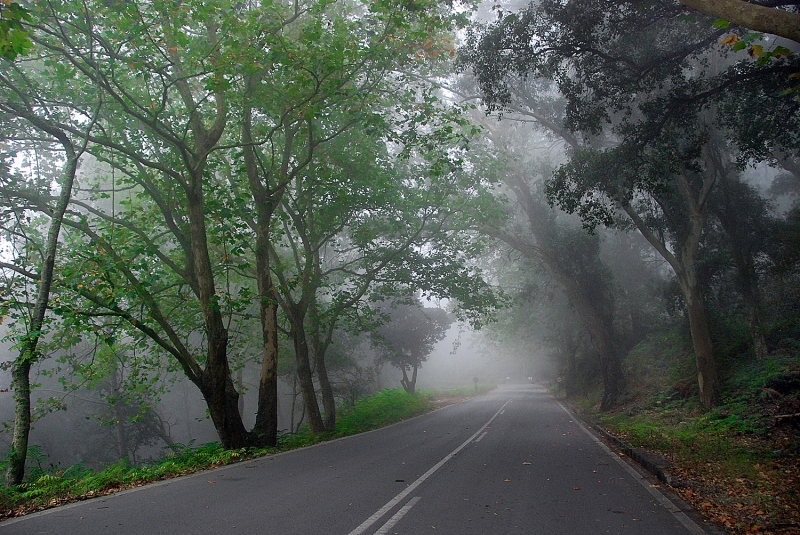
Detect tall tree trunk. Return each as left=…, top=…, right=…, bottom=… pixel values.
left=290, top=311, right=325, bottom=433
left=742, top=288, right=769, bottom=359
left=185, top=177, right=248, bottom=449
left=168, top=31, right=250, bottom=449
left=191, top=283, right=248, bottom=446
left=316, top=354, right=336, bottom=432
left=622, top=159, right=720, bottom=408
left=243, top=104, right=281, bottom=447
left=253, top=300, right=279, bottom=445
left=251, top=248, right=279, bottom=446
left=682, top=277, right=721, bottom=408
left=6, top=128, right=80, bottom=486
left=409, top=365, right=418, bottom=395
left=199, top=372, right=249, bottom=450
left=6, top=360, right=32, bottom=486
left=308, top=307, right=336, bottom=431
left=290, top=373, right=298, bottom=433
left=237, top=368, right=245, bottom=420
left=558, top=276, right=625, bottom=410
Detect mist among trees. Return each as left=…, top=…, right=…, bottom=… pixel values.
left=1, top=0, right=798, bottom=492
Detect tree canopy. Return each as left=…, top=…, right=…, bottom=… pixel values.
left=1, top=0, right=799, bottom=505
left=461, top=0, right=799, bottom=408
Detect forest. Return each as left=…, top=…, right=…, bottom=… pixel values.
left=0, top=0, right=798, bottom=530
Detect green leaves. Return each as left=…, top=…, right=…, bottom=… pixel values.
left=721, top=31, right=794, bottom=67
left=0, top=0, right=499, bottom=454
left=547, top=149, right=621, bottom=232
left=0, top=1, right=32, bottom=61
left=713, top=18, right=730, bottom=30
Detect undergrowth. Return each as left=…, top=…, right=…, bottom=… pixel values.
left=0, top=385, right=490, bottom=518
left=573, top=329, right=800, bottom=535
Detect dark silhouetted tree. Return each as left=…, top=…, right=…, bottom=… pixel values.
left=372, top=301, right=452, bottom=394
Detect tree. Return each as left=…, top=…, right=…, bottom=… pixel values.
left=3, top=0, right=477, bottom=454
left=372, top=300, right=452, bottom=394
left=707, top=141, right=774, bottom=359
left=551, top=127, right=723, bottom=407
left=470, top=116, right=626, bottom=410
left=269, top=106, right=500, bottom=430
left=231, top=0, right=483, bottom=439
left=678, top=0, right=800, bottom=44
left=233, top=1, right=487, bottom=433
left=0, top=58, right=97, bottom=484
left=462, top=0, right=799, bottom=407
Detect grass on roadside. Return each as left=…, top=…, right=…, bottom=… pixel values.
left=590, top=400, right=799, bottom=534
left=0, top=385, right=492, bottom=518
left=571, top=333, right=800, bottom=535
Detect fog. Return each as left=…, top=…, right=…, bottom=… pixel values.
left=0, top=314, right=560, bottom=470
left=1, top=0, right=798, bottom=488
left=418, top=327, right=555, bottom=390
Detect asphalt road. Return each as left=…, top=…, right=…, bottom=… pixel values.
left=2, top=385, right=715, bottom=535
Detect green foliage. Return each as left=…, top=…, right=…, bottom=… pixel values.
left=0, top=1, right=32, bottom=61
left=597, top=406, right=771, bottom=465
left=0, top=0, right=495, bottom=460
left=0, top=387, right=457, bottom=514
left=623, top=328, right=692, bottom=383
left=712, top=18, right=730, bottom=30
left=464, top=0, right=800, bottom=225
left=0, top=441, right=251, bottom=512
left=334, top=389, right=435, bottom=435
left=589, top=348, right=800, bottom=481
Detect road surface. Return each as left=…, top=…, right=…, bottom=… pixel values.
left=2, top=385, right=716, bottom=535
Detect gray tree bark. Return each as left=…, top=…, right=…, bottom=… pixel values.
left=5, top=117, right=83, bottom=486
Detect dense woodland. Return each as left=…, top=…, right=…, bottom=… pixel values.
left=0, top=0, right=798, bottom=495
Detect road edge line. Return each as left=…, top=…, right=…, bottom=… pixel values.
left=553, top=399, right=713, bottom=535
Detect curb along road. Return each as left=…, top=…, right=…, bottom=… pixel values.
left=562, top=400, right=729, bottom=535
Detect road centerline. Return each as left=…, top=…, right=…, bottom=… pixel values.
left=373, top=497, right=421, bottom=535
left=346, top=399, right=512, bottom=535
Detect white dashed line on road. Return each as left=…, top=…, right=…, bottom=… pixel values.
left=347, top=399, right=512, bottom=535
left=373, top=497, right=421, bottom=535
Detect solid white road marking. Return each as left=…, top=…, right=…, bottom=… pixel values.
left=556, top=400, right=707, bottom=535
left=373, top=497, right=421, bottom=535
left=347, top=399, right=512, bottom=535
